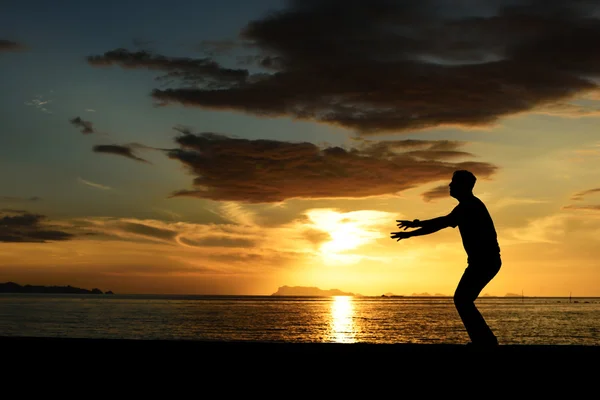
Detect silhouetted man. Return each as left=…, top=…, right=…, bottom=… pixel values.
left=391, top=170, right=501, bottom=347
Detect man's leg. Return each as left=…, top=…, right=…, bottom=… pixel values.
left=453, top=260, right=501, bottom=345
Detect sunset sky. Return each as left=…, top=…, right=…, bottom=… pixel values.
left=2, top=0, right=600, bottom=296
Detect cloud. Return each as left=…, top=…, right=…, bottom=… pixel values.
left=505, top=214, right=568, bottom=244
left=0, top=196, right=41, bottom=202
left=69, top=116, right=95, bottom=134
left=165, top=129, right=497, bottom=203
left=422, top=186, right=551, bottom=206
left=87, top=48, right=248, bottom=89
left=560, top=187, right=600, bottom=213
left=504, top=210, right=600, bottom=246
left=216, top=202, right=257, bottom=226
left=0, top=40, right=25, bottom=52
left=492, top=196, right=548, bottom=210
left=421, top=185, right=449, bottom=202
left=0, top=210, right=74, bottom=243
left=69, top=205, right=396, bottom=272
left=562, top=204, right=600, bottom=211
left=25, top=94, right=53, bottom=114
left=77, top=177, right=112, bottom=190
left=70, top=215, right=312, bottom=272
left=533, top=101, right=600, bottom=118
left=92, top=144, right=150, bottom=164
left=570, top=188, right=600, bottom=201
left=88, top=0, right=600, bottom=134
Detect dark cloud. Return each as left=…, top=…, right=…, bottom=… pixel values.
left=166, top=130, right=497, bottom=203
left=93, top=144, right=150, bottom=164
left=69, top=117, right=95, bottom=134
left=570, top=187, right=600, bottom=201
left=0, top=40, right=25, bottom=52
left=88, top=0, right=600, bottom=134
left=0, top=210, right=74, bottom=243
left=87, top=48, right=248, bottom=90
left=0, top=196, right=41, bottom=202
left=421, top=185, right=450, bottom=202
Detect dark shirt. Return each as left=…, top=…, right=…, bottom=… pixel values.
left=447, top=195, right=501, bottom=264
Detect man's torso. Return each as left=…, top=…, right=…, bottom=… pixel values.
left=447, top=196, right=501, bottom=264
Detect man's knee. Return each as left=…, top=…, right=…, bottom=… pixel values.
left=453, top=290, right=474, bottom=308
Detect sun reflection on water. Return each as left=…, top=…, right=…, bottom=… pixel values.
left=328, top=296, right=356, bottom=343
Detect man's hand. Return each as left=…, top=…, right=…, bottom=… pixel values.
left=390, top=231, right=412, bottom=241
left=396, top=219, right=420, bottom=230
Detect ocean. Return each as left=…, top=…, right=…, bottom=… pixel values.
left=0, top=294, right=598, bottom=345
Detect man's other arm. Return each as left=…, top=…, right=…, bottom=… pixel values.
left=409, top=215, right=453, bottom=237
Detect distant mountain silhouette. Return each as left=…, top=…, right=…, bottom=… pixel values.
left=0, top=282, right=113, bottom=295
left=410, top=292, right=447, bottom=296
left=382, top=292, right=405, bottom=297
left=271, top=285, right=357, bottom=296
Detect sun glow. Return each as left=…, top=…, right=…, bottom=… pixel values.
left=305, top=209, right=391, bottom=264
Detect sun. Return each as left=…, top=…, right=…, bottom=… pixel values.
left=305, top=209, right=390, bottom=264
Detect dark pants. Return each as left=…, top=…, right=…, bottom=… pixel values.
left=453, top=258, right=501, bottom=345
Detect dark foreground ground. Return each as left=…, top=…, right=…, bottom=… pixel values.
left=4, top=335, right=598, bottom=358
left=3, top=336, right=597, bottom=393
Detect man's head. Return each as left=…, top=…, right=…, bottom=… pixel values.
left=449, top=170, right=476, bottom=199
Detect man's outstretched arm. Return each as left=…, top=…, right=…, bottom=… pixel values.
left=392, top=215, right=452, bottom=241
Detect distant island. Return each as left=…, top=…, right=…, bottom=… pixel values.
left=0, top=282, right=114, bottom=295
left=271, top=285, right=358, bottom=297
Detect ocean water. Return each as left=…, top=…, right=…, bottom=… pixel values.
left=0, top=294, right=598, bottom=345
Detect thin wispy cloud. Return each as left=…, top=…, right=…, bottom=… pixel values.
left=152, top=208, right=183, bottom=220
left=78, top=177, right=112, bottom=190
left=65, top=205, right=397, bottom=273
left=92, top=144, right=150, bottom=164
left=88, top=0, right=600, bottom=135
left=570, top=188, right=600, bottom=201
left=217, top=202, right=257, bottom=227
left=492, top=197, right=548, bottom=210
left=534, top=102, right=600, bottom=118
left=506, top=214, right=568, bottom=244
left=562, top=187, right=600, bottom=211
left=562, top=204, right=600, bottom=211
left=70, top=215, right=314, bottom=273
left=421, top=185, right=449, bottom=202
left=25, top=94, right=53, bottom=114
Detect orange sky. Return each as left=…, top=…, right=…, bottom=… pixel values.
left=3, top=0, right=600, bottom=296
